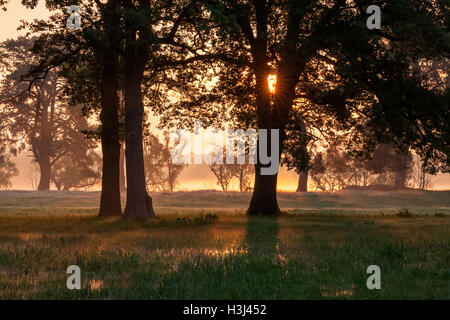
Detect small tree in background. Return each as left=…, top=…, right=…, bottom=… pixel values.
left=232, top=163, right=254, bottom=192
left=0, top=148, right=18, bottom=189
left=0, top=37, right=97, bottom=191
left=208, top=163, right=236, bottom=192
left=209, top=150, right=255, bottom=192
left=366, top=144, right=413, bottom=189
left=51, top=152, right=101, bottom=191
left=309, top=149, right=352, bottom=191
left=309, top=143, right=372, bottom=192
left=144, top=132, right=185, bottom=192
left=411, top=158, right=433, bottom=190
left=144, top=134, right=166, bottom=192
left=162, top=132, right=185, bottom=192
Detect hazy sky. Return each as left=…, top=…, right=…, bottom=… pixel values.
left=0, top=1, right=50, bottom=41
left=1, top=2, right=449, bottom=191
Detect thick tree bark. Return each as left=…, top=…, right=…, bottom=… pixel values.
left=98, top=3, right=122, bottom=217
left=247, top=165, right=280, bottom=215
left=247, top=39, right=279, bottom=214
left=247, top=70, right=299, bottom=214
left=122, top=17, right=155, bottom=219
left=296, top=170, right=308, bottom=192
left=123, top=73, right=155, bottom=218
left=98, top=60, right=122, bottom=217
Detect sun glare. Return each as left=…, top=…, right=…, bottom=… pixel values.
left=268, top=74, right=277, bottom=94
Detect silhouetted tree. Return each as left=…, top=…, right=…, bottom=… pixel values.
left=163, top=131, right=185, bottom=192
left=309, top=145, right=372, bottom=192
left=152, top=0, right=449, bottom=214
left=282, top=114, right=312, bottom=192
left=5, top=1, right=124, bottom=215
left=0, top=147, right=18, bottom=189
left=144, top=133, right=167, bottom=192
left=209, top=163, right=236, bottom=192
left=233, top=163, right=254, bottom=192
left=0, top=37, right=97, bottom=191
left=144, top=132, right=185, bottom=192
left=52, top=151, right=101, bottom=191
left=411, top=158, right=433, bottom=190
left=366, top=144, right=413, bottom=189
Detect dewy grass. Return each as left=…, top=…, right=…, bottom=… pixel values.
left=0, top=191, right=448, bottom=299
left=0, top=204, right=448, bottom=299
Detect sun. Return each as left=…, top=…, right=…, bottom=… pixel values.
left=268, top=74, right=277, bottom=94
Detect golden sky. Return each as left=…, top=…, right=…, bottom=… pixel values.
left=0, top=1, right=51, bottom=41
left=1, top=2, right=449, bottom=192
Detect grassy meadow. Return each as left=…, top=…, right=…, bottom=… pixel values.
left=0, top=190, right=448, bottom=299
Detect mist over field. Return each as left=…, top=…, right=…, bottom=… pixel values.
left=1, top=189, right=449, bottom=215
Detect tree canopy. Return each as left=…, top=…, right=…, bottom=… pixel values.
left=0, top=0, right=447, bottom=216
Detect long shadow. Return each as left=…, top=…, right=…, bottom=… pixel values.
left=245, top=215, right=279, bottom=257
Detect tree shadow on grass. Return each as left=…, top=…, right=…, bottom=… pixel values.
left=245, top=215, right=279, bottom=257
left=28, top=214, right=450, bottom=299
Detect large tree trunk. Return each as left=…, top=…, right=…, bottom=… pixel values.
left=247, top=165, right=280, bottom=215
left=247, top=48, right=281, bottom=215
left=98, top=61, right=122, bottom=217
left=247, top=67, right=299, bottom=214
left=296, top=170, right=308, bottom=192
left=123, top=73, right=155, bottom=219
left=123, top=20, right=155, bottom=219
left=119, top=142, right=126, bottom=194
left=37, top=114, right=51, bottom=191
left=98, top=3, right=122, bottom=217
left=37, top=152, right=51, bottom=191
left=248, top=1, right=303, bottom=215
left=36, top=72, right=55, bottom=191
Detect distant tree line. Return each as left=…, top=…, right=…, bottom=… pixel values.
left=306, top=143, right=432, bottom=192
